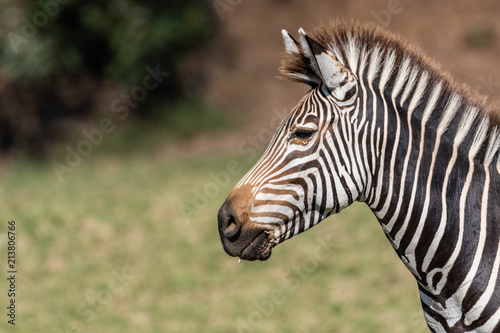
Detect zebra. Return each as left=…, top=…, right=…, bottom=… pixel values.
left=217, top=21, right=500, bottom=332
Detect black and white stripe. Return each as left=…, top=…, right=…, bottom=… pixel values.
left=221, top=22, right=500, bottom=332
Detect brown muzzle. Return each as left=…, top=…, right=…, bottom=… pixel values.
left=217, top=186, right=274, bottom=261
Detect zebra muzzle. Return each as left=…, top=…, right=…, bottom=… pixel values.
left=217, top=198, right=274, bottom=261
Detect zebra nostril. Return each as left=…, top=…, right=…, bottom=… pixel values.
left=218, top=199, right=243, bottom=241
left=224, top=214, right=241, bottom=239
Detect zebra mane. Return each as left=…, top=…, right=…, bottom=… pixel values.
left=280, top=20, right=500, bottom=163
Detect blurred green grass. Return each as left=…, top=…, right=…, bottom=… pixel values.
left=1, top=149, right=427, bottom=332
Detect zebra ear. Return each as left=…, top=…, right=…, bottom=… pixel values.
left=298, top=29, right=357, bottom=99
left=281, top=29, right=300, bottom=54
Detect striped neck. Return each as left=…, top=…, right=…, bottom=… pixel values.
left=349, top=35, right=500, bottom=330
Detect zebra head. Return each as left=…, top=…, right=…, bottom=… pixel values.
left=218, top=28, right=364, bottom=261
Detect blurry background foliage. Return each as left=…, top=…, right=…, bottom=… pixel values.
left=0, top=0, right=222, bottom=157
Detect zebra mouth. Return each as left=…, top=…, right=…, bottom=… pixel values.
left=218, top=197, right=278, bottom=261
left=239, top=231, right=275, bottom=261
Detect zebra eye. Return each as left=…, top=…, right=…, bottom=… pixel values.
left=291, top=128, right=315, bottom=140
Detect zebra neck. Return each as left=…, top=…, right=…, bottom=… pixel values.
left=354, top=69, right=500, bottom=327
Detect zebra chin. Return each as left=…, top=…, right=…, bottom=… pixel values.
left=217, top=197, right=276, bottom=261
left=236, top=232, right=275, bottom=261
